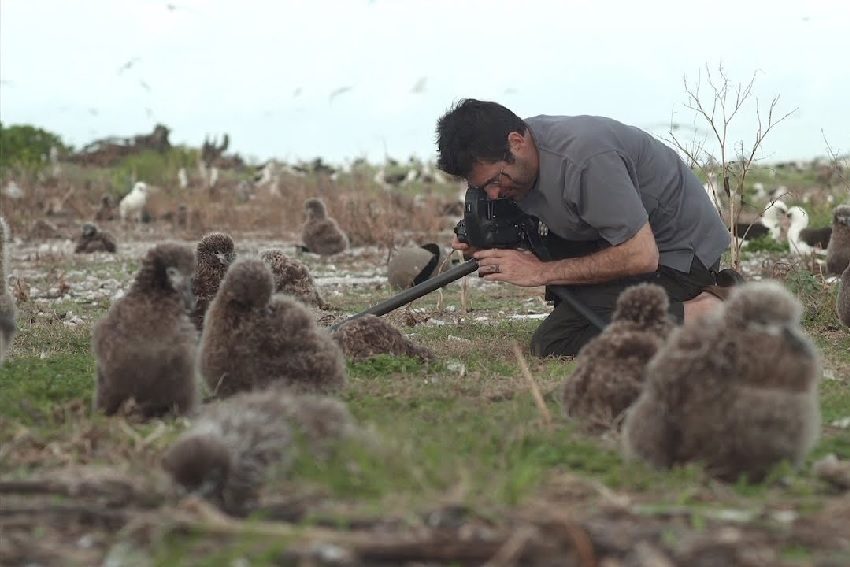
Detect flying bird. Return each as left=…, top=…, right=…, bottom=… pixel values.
left=328, top=86, right=353, bottom=103
left=117, top=57, right=141, bottom=75
left=410, top=77, right=427, bottom=94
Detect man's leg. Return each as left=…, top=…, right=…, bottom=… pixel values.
left=531, top=257, right=721, bottom=357
left=531, top=274, right=663, bottom=357
left=659, top=257, right=724, bottom=324
left=683, top=292, right=722, bottom=323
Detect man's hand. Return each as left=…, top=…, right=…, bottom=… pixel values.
left=473, top=249, right=549, bottom=287
left=451, top=234, right=479, bottom=259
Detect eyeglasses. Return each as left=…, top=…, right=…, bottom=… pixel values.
left=468, top=166, right=515, bottom=194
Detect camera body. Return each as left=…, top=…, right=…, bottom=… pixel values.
left=453, top=187, right=531, bottom=249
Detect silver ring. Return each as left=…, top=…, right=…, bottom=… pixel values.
left=493, top=264, right=501, bottom=273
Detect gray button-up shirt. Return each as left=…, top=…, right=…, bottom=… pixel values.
left=518, top=115, right=730, bottom=272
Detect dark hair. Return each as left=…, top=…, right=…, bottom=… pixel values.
left=435, top=99, right=526, bottom=177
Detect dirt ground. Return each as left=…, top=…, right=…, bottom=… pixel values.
left=1, top=220, right=849, bottom=566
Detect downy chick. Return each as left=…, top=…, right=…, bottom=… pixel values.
left=199, top=259, right=346, bottom=397
left=331, top=314, right=435, bottom=362
left=562, top=283, right=673, bottom=431
left=300, top=198, right=349, bottom=256
left=191, top=232, right=236, bottom=331
left=260, top=248, right=327, bottom=309
left=74, top=223, right=117, bottom=253
left=622, top=281, right=821, bottom=482
left=826, top=204, right=850, bottom=276
left=93, top=243, right=200, bottom=417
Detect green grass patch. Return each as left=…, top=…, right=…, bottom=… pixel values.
left=0, top=353, right=94, bottom=422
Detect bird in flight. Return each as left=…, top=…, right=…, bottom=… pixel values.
left=410, top=77, right=427, bottom=94
left=117, top=57, right=141, bottom=75
left=329, top=86, right=353, bottom=103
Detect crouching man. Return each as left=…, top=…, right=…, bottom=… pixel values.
left=436, top=99, right=732, bottom=356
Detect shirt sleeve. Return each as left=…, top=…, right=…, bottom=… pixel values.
left=574, top=151, right=648, bottom=246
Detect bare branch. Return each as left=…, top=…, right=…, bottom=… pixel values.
left=672, top=63, right=795, bottom=269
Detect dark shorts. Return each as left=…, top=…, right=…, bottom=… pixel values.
left=530, top=255, right=718, bottom=358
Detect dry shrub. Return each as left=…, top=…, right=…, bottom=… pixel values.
left=4, top=165, right=454, bottom=248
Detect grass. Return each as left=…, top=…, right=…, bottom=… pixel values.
left=1, top=161, right=849, bottom=564
left=3, top=255, right=848, bottom=511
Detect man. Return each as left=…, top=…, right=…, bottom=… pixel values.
left=436, top=98, right=732, bottom=357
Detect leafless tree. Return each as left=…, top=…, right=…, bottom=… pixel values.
left=821, top=130, right=849, bottom=194
left=667, top=64, right=796, bottom=270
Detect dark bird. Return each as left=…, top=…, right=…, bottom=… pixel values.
left=94, top=194, right=116, bottom=221
left=0, top=217, right=16, bottom=364
left=331, top=314, right=434, bottom=362
left=198, top=259, right=347, bottom=397
left=386, top=243, right=448, bottom=290
left=826, top=205, right=850, bottom=275
left=801, top=227, right=832, bottom=249
left=259, top=249, right=328, bottom=309
left=622, top=281, right=821, bottom=482
left=732, top=221, right=769, bottom=241
left=300, top=198, right=349, bottom=256
left=74, top=223, right=117, bottom=254
left=191, top=232, right=236, bottom=331
left=93, top=243, right=200, bottom=418
left=162, top=389, right=359, bottom=516
left=562, top=284, right=673, bottom=431
left=838, top=265, right=850, bottom=328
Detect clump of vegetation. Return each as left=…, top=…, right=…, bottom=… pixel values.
left=0, top=122, right=69, bottom=176
left=784, top=268, right=840, bottom=330
left=742, top=235, right=790, bottom=253
left=109, top=146, right=200, bottom=196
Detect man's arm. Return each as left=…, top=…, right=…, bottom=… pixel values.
left=541, top=222, right=659, bottom=284
left=473, top=222, right=659, bottom=287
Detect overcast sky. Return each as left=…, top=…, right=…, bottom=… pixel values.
left=1, top=0, right=848, bottom=165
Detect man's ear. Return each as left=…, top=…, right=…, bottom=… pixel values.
left=507, top=131, right=526, bottom=151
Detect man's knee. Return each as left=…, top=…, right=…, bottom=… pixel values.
left=530, top=323, right=595, bottom=358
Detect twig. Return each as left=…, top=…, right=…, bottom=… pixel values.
left=0, top=503, right=134, bottom=528
left=0, top=476, right=165, bottom=507
left=556, top=516, right=598, bottom=567
left=484, top=526, right=536, bottom=566
left=510, top=341, right=553, bottom=430
left=117, top=418, right=144, bottom=448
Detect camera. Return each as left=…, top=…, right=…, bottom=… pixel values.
left=453, top=187, right=534, bottom=250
